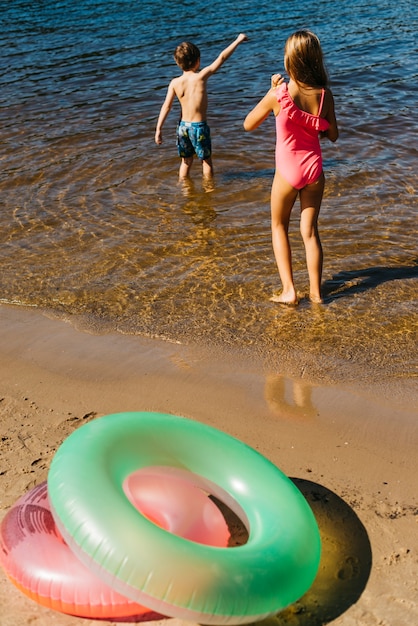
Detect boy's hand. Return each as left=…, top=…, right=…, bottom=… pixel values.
left=271, top=73, right=284, bottom=90
left=237, top=33, right=248, bottom=43
left=155, top=130, right=162, bottom=145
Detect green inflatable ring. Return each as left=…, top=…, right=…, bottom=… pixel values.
left=48, top=412, right=320, bottom=624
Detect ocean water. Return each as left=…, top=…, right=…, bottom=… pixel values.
left=0, top=0, right=417, bottom=387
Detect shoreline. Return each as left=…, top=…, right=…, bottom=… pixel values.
left=0, top=304, right=417, bottom=626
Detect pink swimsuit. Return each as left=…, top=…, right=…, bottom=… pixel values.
left=275, top=83, right=330, bottom=189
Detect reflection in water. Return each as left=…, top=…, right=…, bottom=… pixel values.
left=179, top=177, right=216, bottom=199
left=179, top=183, right=218, bottom=227
left=264, top=375, right=317, bottom=421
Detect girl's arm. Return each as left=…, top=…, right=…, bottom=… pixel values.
left=322, top=89, right=339, bottom=142
left=244, top=74, right=283, bottom=131
left=243, top=89, right=280, bottom=131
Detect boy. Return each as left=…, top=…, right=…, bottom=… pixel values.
left=155, top=33, right=248, bottom=180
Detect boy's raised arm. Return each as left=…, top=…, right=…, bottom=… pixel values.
left=200, top=33, right=248, bottom=79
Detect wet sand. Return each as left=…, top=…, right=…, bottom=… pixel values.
left=0, top=304, right=417, bottom=626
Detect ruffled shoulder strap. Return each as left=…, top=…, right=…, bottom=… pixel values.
left=318, top=88, right=326, bottom=116
left=276, top=83, right=329, bottom=132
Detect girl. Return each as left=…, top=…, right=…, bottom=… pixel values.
left=244, top=30, right=338, bottom=304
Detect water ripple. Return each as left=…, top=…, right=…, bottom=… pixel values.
left=0, top=0, right=417, bottom=385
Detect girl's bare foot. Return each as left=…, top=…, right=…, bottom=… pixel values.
left=309, top=293, right=323, bottom=304
left=270, top=293, right=299, bottom=306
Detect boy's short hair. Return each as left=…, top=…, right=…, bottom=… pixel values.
left=174, top=42, right=200, bottom=71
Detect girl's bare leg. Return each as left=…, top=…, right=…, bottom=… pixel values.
left=299, top=173, right=325, bottom=303
left=270, top=171, right=299, bottom=304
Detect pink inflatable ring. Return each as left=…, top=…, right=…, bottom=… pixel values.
left=0, top=472, right=229, bottom=618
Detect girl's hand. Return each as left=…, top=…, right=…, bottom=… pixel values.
left=271, top=74, right=284, bottom=90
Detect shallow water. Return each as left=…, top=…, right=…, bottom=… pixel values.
left=0, top=0, right=417, bottom=386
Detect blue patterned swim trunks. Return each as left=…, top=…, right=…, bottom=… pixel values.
left=176, top=121, right=212, bottom=160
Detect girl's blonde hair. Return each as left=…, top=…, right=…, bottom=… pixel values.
left=284, top=30, right=328, bottom=87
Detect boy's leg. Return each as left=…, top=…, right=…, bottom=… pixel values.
left=202, top=157, right=213, bottom=178
left=179, top=156, right=193, bottom=179
left=299, top=174, right=325, bottom=303
left=177, top=122, right=194, bottom=178
left=192, top=122, right=212, bottom=178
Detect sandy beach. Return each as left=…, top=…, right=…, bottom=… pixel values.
left=0, top=304, right=417, bottom=626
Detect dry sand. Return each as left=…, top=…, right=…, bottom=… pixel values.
left=0, top=304, right=417, bottom=626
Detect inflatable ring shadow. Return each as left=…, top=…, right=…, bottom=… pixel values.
left=264, top=375, right=318, bottom=421
left=110, top=479, right=371, bottom=625
left=256, top=479, right=372, bottom=626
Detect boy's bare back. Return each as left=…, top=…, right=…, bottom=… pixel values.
left=170, top=72, right=209, bottom=123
